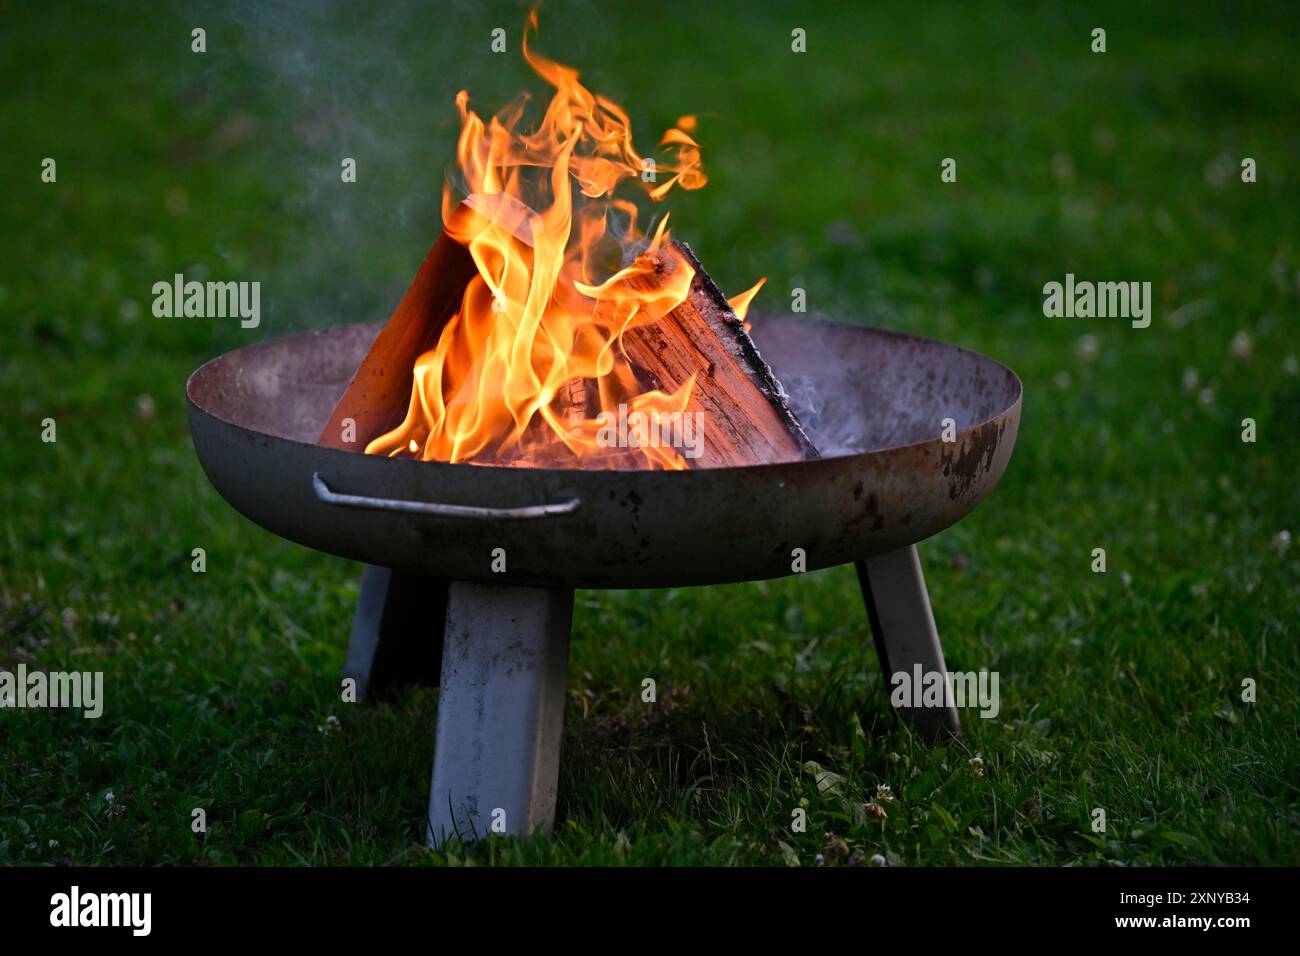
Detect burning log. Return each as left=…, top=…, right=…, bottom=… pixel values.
left=317, top=196, right=536, bottom=453
left=320, top=228, right=816, bottom=467
left=317, top=14, right=818, bottom=470
left=618, top=242, right=818, bottom=468
left=317, top=232, right=476, bottom=452
left=319, top=201, right=816, bottom=468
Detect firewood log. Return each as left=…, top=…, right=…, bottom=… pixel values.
left=317, top=232, right=477, bottom=452
left=319, top=200, right=817, bottom=468
left=617, top=241, right=819, bottom=468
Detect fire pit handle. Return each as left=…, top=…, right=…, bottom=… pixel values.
left=311, top=473, right=581, bottom=520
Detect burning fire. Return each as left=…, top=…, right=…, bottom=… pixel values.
left=727, top=277, right=766, bottom=333
left=365, top=12, right=759, bottom=469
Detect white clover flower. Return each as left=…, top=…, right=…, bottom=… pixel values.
left=1229, top=331, right=1253, bottom=361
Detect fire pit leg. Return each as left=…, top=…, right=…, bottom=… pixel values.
left=343, top=565, right=445, bottom=701
left=856, top=546, right=961, bottom=741
left=427, top=581, right=573, bottom=847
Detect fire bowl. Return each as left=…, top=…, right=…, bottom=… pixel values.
left=186, top=315, right=1021, bottom=591
left=187, top=314, right=1022, bottom=842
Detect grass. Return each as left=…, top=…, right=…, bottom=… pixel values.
left=1, top=0, right=1297, bottom=866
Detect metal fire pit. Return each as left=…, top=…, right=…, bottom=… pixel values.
left=186, top=315, right=1022, bottom=843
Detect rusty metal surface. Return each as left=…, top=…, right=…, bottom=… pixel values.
left=185, top=316, right=1022, bottom=589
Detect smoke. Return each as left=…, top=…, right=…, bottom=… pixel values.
left=179, top=1, right=576, bottom=335
left=782, top=374, right=867, bottom=457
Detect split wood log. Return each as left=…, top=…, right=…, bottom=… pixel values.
left=318, top=195, right=542, bottom=452
left=617, top=241, right=818, bottom=468
left=319, top=200, right=818, bottom=468
left=316, top=231, right=477, bottom=452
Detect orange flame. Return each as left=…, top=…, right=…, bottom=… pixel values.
left=728, top=277, right=766, bottom=333
left=366, top=12, right=745, bottom=470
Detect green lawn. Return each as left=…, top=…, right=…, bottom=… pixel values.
left=1, top=0, right=1296, bottom=866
